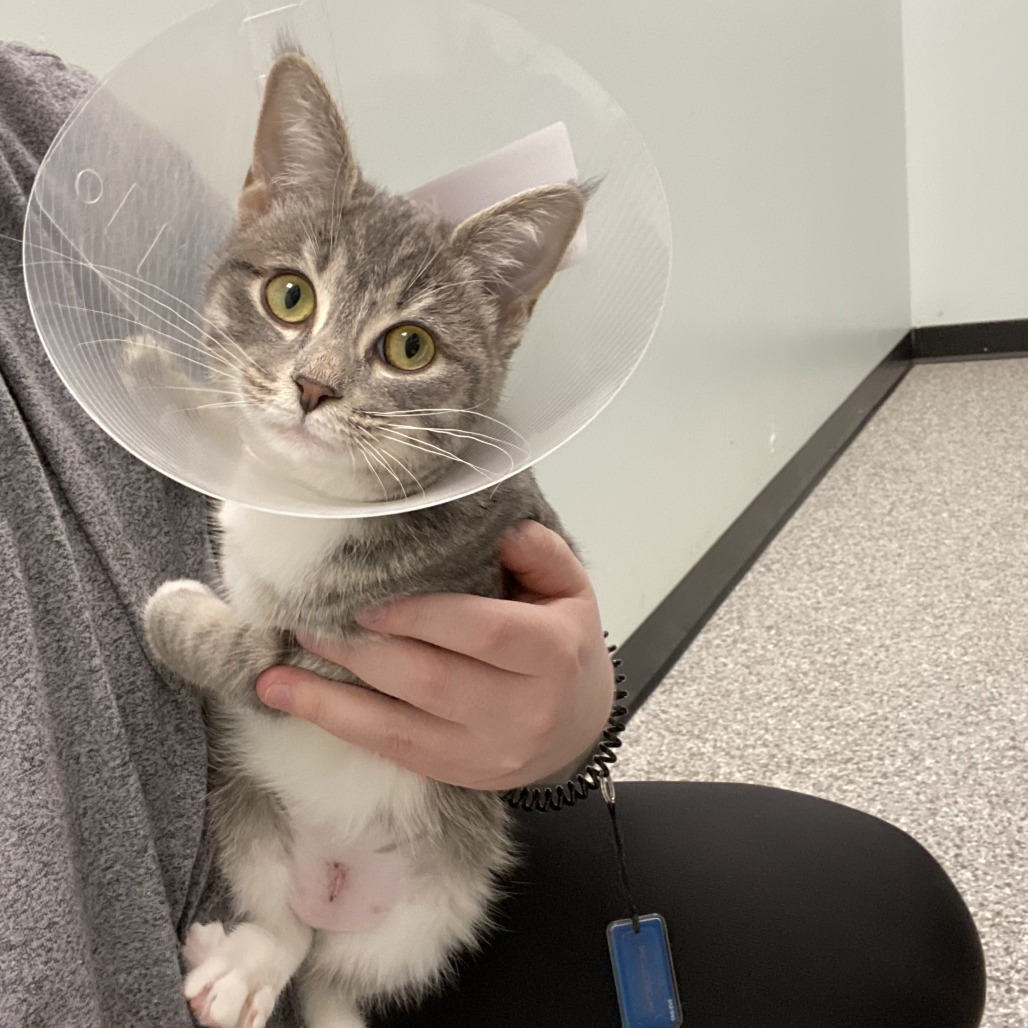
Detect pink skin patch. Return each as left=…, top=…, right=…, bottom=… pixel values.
left=288, top=819, right=411, bottom=933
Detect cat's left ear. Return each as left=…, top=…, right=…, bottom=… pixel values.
left=239, top=52, right=360, bottom=219
left=451, top=183, right=586, bottom=320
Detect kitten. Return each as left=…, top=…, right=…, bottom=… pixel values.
left=143, top=52, right=587, bottom=1028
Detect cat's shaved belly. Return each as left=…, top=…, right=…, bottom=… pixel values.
left=233, top=712, right=427, bottom=933
left=288, top=817, right=411, bottom=933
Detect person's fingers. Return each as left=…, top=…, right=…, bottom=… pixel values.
left=293, top=631, right=517, bottom=723
left=256, top=665, right=443, bottom=759
left=355, top=593, right=557, bottom=675
left=499, top=520, right=593, bottom=602
left=351, top=523, right=597, bottom=675
left=254, top=666, right=513, bottom=788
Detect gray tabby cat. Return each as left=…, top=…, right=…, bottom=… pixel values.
left=143, top=53, right=586, bottom=1028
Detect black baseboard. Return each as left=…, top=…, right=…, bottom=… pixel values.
left=912, top=318, right=1028, bottom=361
left=617, top=333, right=914, bottom=715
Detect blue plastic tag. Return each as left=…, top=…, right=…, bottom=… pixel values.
left=607, top=913, right=682, bottom=1028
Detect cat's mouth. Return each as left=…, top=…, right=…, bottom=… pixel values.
left=237, top=402, right=342, bottom=461
left=267, top=417, right=324, bottom=446
left=242, top=410, right=428, bottom=503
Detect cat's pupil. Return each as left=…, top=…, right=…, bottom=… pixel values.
left=284, top=282, right=302, bottom=309
left=405, top=334, right=422, bottom=359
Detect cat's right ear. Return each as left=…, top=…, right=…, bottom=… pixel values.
left=450, top=183, right=586, bottom=325
left=239, top=53, right=360, bottom=220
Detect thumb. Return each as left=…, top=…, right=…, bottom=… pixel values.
left=500, top=520, right=591, bottom=602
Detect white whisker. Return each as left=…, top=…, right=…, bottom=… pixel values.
left=402, top=280, right=469, bottom=304
left=404, top=239, right=450, bottom=297
left=21, top=247, right=261, bottom=373
left=378, top=428, right=491, bottom=478
left=96, top=277, right=254, bottom=375
left=361, top=406, right=530, bottom=449
left=356, top=427, right=412, bottom=500
left=22, top=250, right=265, bottom=377
left=371, top=422, right=527, bottom=465
left=73, top=332, right=240, bottom=385
left=173, top=399, right=250, bottom=414
left=55, top=302, right=246, bottom=377
left=380, top=449, right=426, bottom=497
left=352, top=437, right=390, bottom=502
left=141, top=383, right=243, bottom=395
left=327, top=159, right=348, bottom=255
left=361, top=428, right=429, bottom=498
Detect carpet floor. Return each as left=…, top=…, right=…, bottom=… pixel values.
left=618, top=357, right=1028, bottom=1026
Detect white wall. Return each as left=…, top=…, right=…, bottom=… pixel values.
left=903, top=0, right=1028, bottom=326
left=2, top=0, right=212, bottom=75
left=494, top=1, right=910, bottom=641
left=3, top=2, right=911, bottom=645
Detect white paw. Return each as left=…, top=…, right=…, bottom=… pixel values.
left=122, top=331, right=173, bottom=366
left=143, top=580, right=218, bottom=659
left=182, top=921, right=227, bottom=968
left=187, top=976, right=276, bottom=1028
left=150, top=579, right=216, bottom=605
left=120, top=332, right=178, bottom=388
left=182, top=923, right=280, bottom=1028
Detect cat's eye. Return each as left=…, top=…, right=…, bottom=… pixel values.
left=381, top=324, right=436, bottom=371
left=264, top=273, right=316, bottom=324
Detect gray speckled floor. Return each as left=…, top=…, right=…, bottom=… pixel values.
left=618, top=358, right=1028, bottom=1027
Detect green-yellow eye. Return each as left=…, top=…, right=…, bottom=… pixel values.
left=265, top=273, right=316, bottom=324
left=382, top=324, right=436, bottom=371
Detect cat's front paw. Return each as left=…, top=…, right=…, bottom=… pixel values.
left=182, top=922, right=280, bottom=1028
left=143, top=579, right=226, bottom=676
left=148, top=578, right=216, bottom=607
left=121, top=332, right=178, bottom=386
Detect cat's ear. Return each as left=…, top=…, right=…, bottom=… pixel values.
left=239, top=52, right=360, bottom=219
left=451, top=183, right=586, bottom=319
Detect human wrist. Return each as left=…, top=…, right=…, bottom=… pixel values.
left=503, top=639, right=627, bottom=811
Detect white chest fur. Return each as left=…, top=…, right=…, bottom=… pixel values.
left=237, top=708, right=425, bottom=833
left=219, top=502, right=365, bottom=617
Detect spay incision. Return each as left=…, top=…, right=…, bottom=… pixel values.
left=142, top=50, right=589, bottom=1028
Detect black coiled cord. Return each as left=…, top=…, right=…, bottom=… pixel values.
left=501, top=635, right=628, bottom=812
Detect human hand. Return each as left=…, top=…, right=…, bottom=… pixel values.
left=255, top=520, right=615, bottom=790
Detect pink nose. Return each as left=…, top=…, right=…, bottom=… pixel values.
left=294, top=375, right=339, bottom=413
